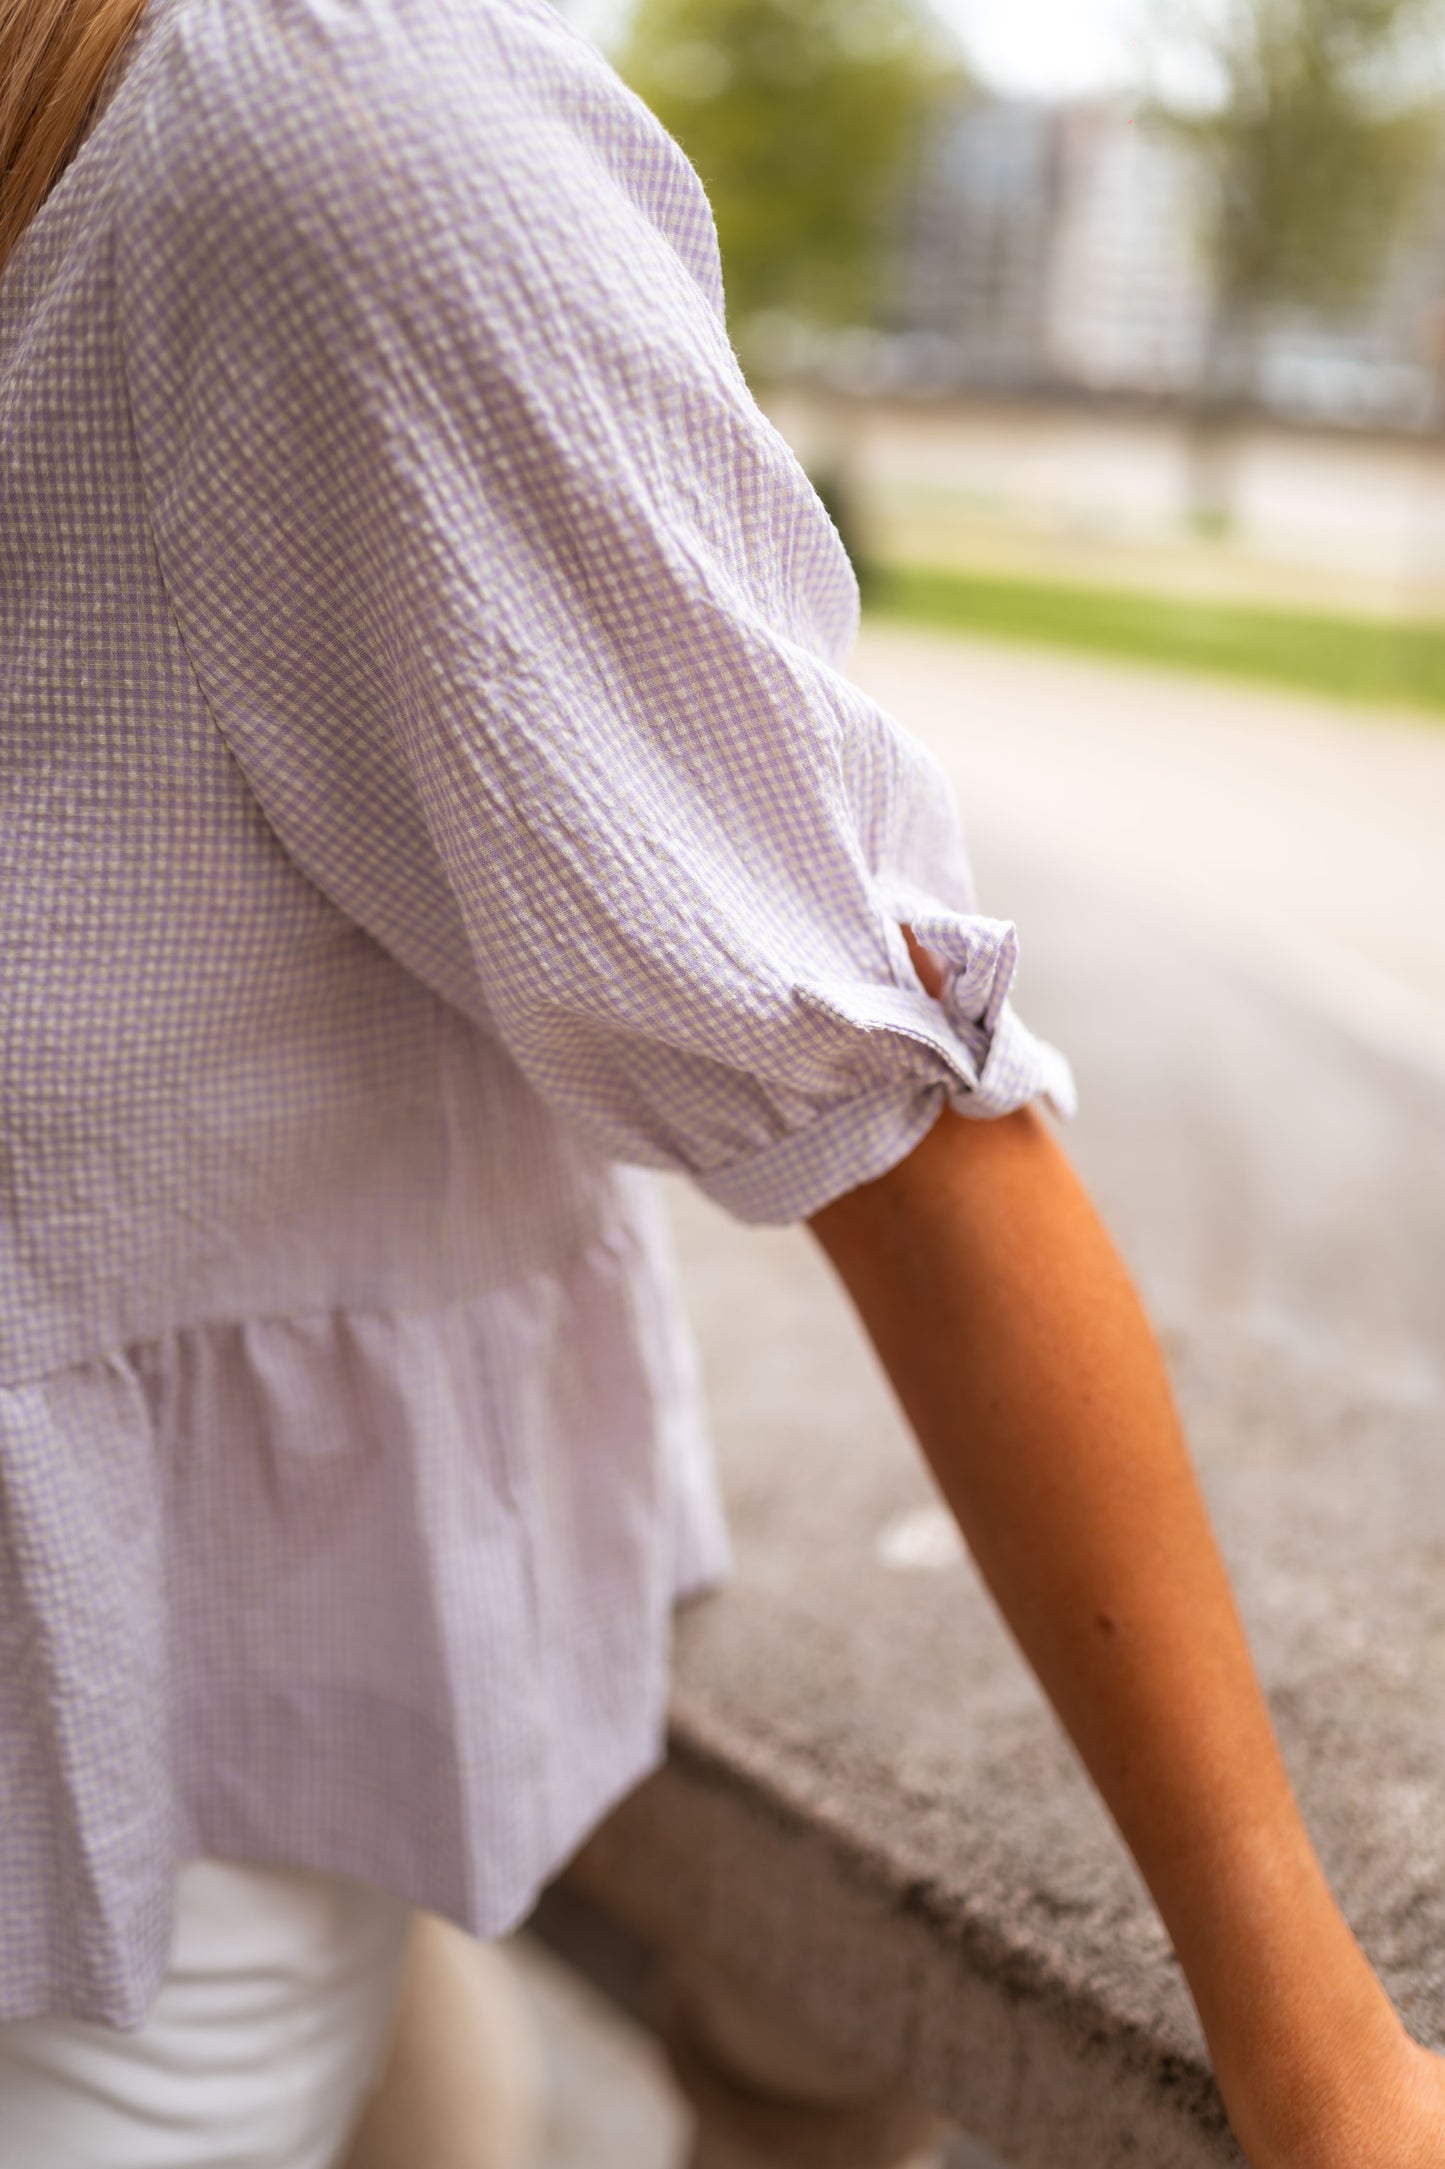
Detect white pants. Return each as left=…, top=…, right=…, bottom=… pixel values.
left=0, top=1861, right=410, bottom=2169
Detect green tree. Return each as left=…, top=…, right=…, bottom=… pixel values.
left=1156, top=0, right=1444, bottom=526
left=617, top=0, right=960, bottom=355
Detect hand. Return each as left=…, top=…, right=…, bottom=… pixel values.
left=900, top=923, right=946, bottom=999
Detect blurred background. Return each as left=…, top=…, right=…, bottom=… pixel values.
left=559, top=0, right=1445, bottom=692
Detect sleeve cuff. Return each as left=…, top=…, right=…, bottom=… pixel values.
left=694, top=909, right=1076, bottom=1227
left=903, top=905, right=1078, bottom=1121
left=696, top=1079, right=951, bottom=1226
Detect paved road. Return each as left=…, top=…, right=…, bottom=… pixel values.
left=852, top=624, right=1445, bottom=1080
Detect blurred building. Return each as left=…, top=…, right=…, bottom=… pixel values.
left=892, top=100, right=1061, bottom=389
left=882, top=94, right=1445, bottom=433
left=1043, top=106, right=1211, bottom=400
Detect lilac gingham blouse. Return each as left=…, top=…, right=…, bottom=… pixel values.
left=0, top=0, right=1073, bottom=2024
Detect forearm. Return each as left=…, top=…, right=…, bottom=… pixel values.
left=809, top=1104, right=1402, bottom=2150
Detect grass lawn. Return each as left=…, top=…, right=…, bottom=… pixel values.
left=867, top=563, right=1445, bottom=718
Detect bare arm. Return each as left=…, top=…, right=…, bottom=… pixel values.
left=810, top=1102, right=1444, bottom=2168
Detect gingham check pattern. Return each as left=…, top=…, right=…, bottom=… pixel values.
left=0, top=0, right=1073, bottom=2023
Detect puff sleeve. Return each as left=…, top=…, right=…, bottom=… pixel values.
left=117, top=0, right=1074, bottom=1225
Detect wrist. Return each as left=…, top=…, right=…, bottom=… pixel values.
left=1168, top=1828, right=1404, bottom=2156
left=1218, top=2001, right=1422, bottom=2169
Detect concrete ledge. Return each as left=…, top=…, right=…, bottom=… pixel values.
left=568, top=1739, right=1235, bottom=2166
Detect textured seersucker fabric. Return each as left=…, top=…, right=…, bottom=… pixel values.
left=0, top=0, right=1073, bottom=2024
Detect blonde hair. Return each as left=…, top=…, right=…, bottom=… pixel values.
left=1, top=0, right=149, bottom=273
